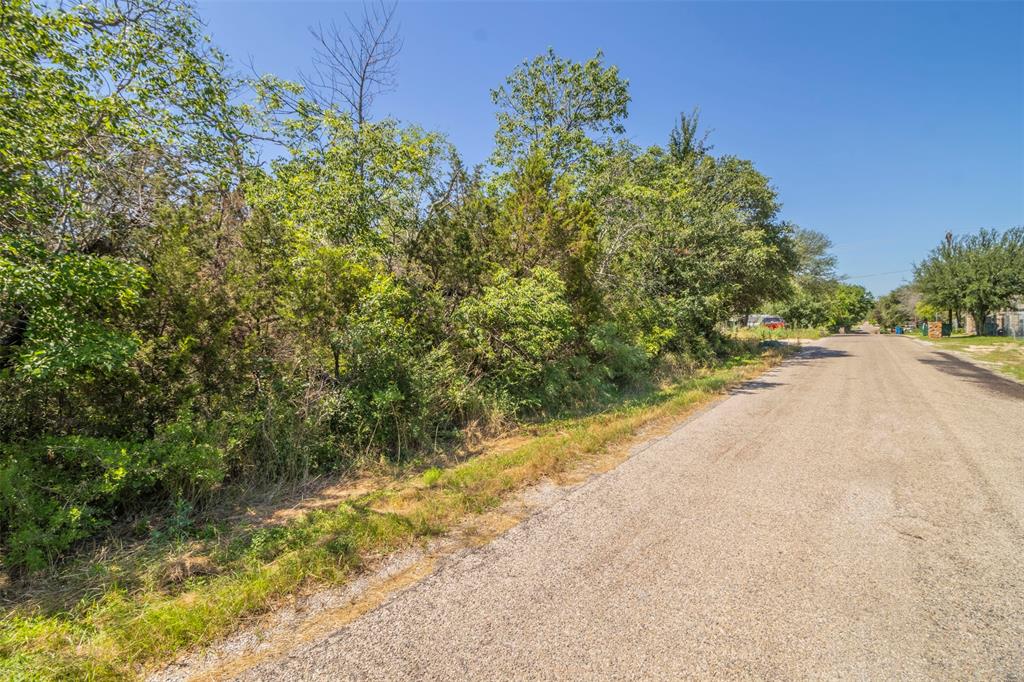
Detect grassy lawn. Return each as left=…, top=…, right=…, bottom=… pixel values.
left=0, top=345, right=792, bottom=681
left=920, top=335, right=1024, bottom=382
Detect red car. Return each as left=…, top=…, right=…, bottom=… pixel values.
left=761, top=316, right=786, bottom=330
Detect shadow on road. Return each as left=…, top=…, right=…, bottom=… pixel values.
left=728, top=379, right=785, bottom=395
left=728, top=345, right=851, bottom=395
left=918, top=352, right=1024, bottom=401
left=786, top=345, right=852, bottom=365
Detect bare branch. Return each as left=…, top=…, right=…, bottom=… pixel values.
left=300, top=1, right=402, bottom=125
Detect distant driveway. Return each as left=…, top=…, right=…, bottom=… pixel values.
left=239, top=335, right=1024, bottom=680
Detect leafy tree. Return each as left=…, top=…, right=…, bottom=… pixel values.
left=916, top=227, right=1024, bottom=333
left=869, top=284, right=919, bottom=329
left=456, top=268, right=575, bottom=412
left=775, top=290, right=831, bottom=329
left=870, top=290, right=906, bottom=329
left=792, top=227, right=838, bottom=293
left=914, top=300, right=939, bottom=322
left=0, top=0, right=248, bottom=246
left=251, top=113, right=456, bottom=263
left=913, top=233, right=967, bottom=324
left=490, top=150, right=602, bottom=323
left=827, top=283, right=873, bottom=330
left=668, top=108, right=713, bottom=165
left=605, top=144, right=795, bottom=345
left=775, top=283, right=871, bottom=331
left=490, top=48, right=629, bottom=176
left=0, top=237, right=147, bottom=439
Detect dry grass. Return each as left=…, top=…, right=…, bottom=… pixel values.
left=731, top=327, right=825, bottom=342
left=921, top=335, right=1024, bottom=381
left=0, top=346, right=791, bottom=680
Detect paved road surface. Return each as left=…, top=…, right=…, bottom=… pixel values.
left=239, top=335, right=1024, bottom=680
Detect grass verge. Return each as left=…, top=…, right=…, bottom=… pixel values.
left=919, top=335, right=1024, bottom=381
left=0, top=345, right=792, bottom=680
left=732, top=327, right=825, bottom=342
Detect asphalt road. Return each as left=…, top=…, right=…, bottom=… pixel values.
left=238, top=335, right=1024, bottom=680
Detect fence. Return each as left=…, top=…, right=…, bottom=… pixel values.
left=997, top=309, right=1024, bottom=338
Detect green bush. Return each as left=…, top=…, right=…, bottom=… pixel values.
left=326, top=275, right=468, bottom=460
left=587, top=322, right=649, bottom=384
left=0, top=420, right=225, bottom=571
left=456, top=268, right=576, bottom=413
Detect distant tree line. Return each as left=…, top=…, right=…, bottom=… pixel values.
left=768, top=228, right=873, bottom=331
left=869, top=227, right=1024, bottom=332
left=912, top=228, right=1024, bottom=332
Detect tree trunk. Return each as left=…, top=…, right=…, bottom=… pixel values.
left=972, top=309, right=988, bottom=336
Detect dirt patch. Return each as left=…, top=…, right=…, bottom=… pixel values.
left=158, top=553, right=220, bottom=587
left=219, top=431, right=541, bottom=529
left=964, top=343, right=1024, bottom=355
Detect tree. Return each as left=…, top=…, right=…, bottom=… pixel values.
left=775, top=290, right=830, bottom=329
left=668, top=108, right=712, bottom=165
left=869, top=284, right=917, bottom=329
left=913, top=232, right=967, bottom=325
left=490, top=48, right=629, bottom=176
left=0, top=236, right=148, bottom=443
left=455, top=268, right=575, bottom=411
left=792, top=227, right=838, bottom=293
left=594, top=134, right=795, bottom=352
left=827, top=284, right=873, bottom=330
left=490, top=150, right=601, bottom=323
left=916, top=227, right=1024, bottom=334
left=302, top=1, right=402, bottom=127
left=0, top=0, right=248, bottom=247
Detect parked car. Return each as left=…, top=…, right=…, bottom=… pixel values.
left=761, top=316, right=786, bottom=330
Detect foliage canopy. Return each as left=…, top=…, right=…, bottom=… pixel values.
left=0, top=1, right=801, bottom=570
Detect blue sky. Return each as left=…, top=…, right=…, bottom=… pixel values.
left=198, top=1, right=1023, bottom=294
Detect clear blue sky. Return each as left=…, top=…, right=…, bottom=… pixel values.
left=199, top=1, right=1023, bottom=294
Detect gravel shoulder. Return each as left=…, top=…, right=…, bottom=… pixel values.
left=215, top=335, right=1024, bottom=680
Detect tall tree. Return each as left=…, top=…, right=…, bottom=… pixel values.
left=0, top=0, right=247, bottom=248
left=792, top=227, right=838, bottom=293
left=490, top=48, right=629, bottom=177
left=668, top=108, right=712, bottom=165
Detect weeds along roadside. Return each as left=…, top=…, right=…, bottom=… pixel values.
left=0, top=343, right=793, bottom=681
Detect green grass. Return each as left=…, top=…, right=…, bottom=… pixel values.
left=920, top=335, right=1024, bottom=381
left=732, top=326, right=825, bottom=342
left=0, top=347, right=791, bottom=680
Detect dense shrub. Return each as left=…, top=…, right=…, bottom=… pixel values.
left=456, top=269, right=576, bottom=413
left=586, top=322, right=649, bottom=384
left=328, top=276, right=468, bottom=458
left=0, top=420, right=224, bottom=570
